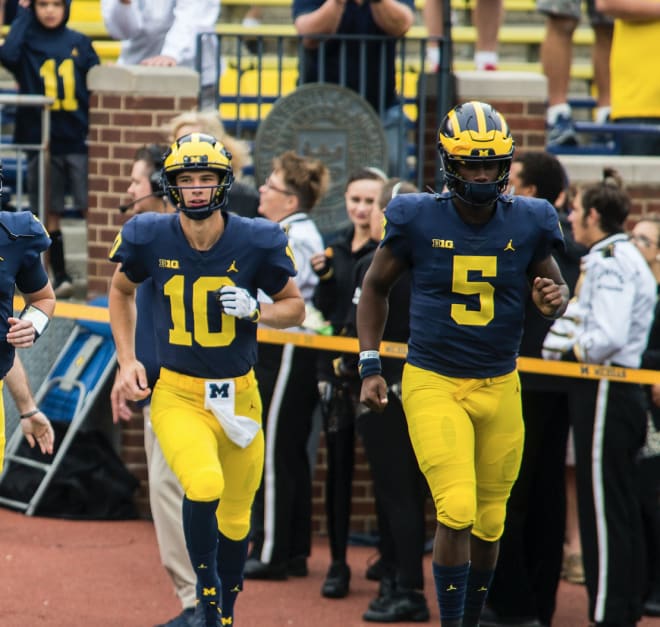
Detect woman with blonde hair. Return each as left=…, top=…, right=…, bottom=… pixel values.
left=165, top=110, right=259, bottom=217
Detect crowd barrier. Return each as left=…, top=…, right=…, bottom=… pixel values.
left=29, top=299, right=660, bottom=387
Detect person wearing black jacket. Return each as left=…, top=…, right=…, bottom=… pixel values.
left=482, top=152, right=587, bottom=627
left=339, top=178, right=430, bottom=622
left=631, top=217, right=660, bottom=619
left=310, top=167, right=384, bottom=599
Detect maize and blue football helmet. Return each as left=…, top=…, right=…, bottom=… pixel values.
left=438, top=101, right=514, bottom=207
left=163, top=132, right=234, bottom=220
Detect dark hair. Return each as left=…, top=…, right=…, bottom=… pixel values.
left=345, top=167, right=388, bottom=191
left=134, top=144, right=168, bottom=192
left=580, top=168, right=629, bottom=234
left=513, top=151, right=566, bottom=206
left=379, top=178, right=418, bottom=208
left=274, top=150, right=330, bottom=212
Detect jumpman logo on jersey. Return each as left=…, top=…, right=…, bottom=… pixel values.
left=230, top=584, right=241, bottom=592
left=446, top=584, right=457, bottom=591
left=227, top=260, right=239, bottom=273
left=478, top=585, right=488, bottom=592
left=249, top=401, right=257, bottom=411
left=504, top=239, right=516, bottom=251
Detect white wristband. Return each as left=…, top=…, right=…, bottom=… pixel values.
left=19, top=305, right=50, bottom=338
left=359, top=350, right=380, bottom=360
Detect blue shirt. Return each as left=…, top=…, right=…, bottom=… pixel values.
left=382, top=192, right=564, bottom=378
left=109, top=212, right=297, bottom=379
left=0, top=1, right=99, bottom=154
left=0, top=211, right=51, bottom=378
left=292, top=0, right=414, bottom=112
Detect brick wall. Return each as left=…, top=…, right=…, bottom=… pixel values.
left=86, top=65, right=658, bottom=532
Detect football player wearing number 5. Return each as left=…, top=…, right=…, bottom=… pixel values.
left=0, top=0, right=99, bottom=299
left=356, top=101, right=569, bottom=627
left=108, top=133, right=305, bottom=627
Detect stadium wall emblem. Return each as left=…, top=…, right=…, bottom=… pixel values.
left=254, top=83, right=387, bottom=235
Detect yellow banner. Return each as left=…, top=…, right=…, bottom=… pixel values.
left=21, top=298, right=659, bottom=386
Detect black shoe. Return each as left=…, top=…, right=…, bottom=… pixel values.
left=368, top=575, right=396, bottom=612
left=644, top=595, right=660, bottom=616
left=287, top=555, right=309, bottom=577
left=53, top=274, right=74, bottom=299
left=154, top=607, right=198, bottom=627
left=321, top=561, right=351, bottom=598
left=243, top=557, right=288, bottom=580
left=363, top=589, right=430, bottom=622
left=479, top=606, right=542, bottom=627
left=366, top=555, right=390, bottom=581
left=192, top=601, right=222, bottom=627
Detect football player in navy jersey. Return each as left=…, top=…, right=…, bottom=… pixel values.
left=109, top=133, right=305, bottom=627
left=0, top=161, right=56, bottom=471
left=356, top=101, right=569, bottom=627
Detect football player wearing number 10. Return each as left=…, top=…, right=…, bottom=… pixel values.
left=108, top=133, right=305, bottom=627
left=356, top=101, right=569, bottom=627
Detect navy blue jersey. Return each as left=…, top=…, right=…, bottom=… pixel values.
left=0, top=211, right=51, bottom=378
left=109, top=212, right=296, bottom=379
left=292, top=0, right=414, bottom=111
left=0, top=1, right=99, bottom=154
left=382, top=192, right=564, bottom=378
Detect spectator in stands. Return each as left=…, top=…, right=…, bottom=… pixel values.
left=109, top=132, right=305, bottom=627
left=631, top=216, right=660, bottom=619
left=0, top=0, right=100, bottom=299
left=292, top=0, right=414, bottom=177
left=543, top=169, right=655, bottom=627
left=338, top=177, right=430, bottom=622
left=0, top=0, right=18, bottom=24
left=244, top=151, right=328, bottom=582
left=165, top=110, right=260, bottom=217
left=596, top=0, right=660, bottom=155
left=481, top=151, right=586, bottom=627
left=101, top=0, right=220, bottom=109
left=110, top=144, right=197, bottom=627
left=5, top=354, right=55, bottom=459
left=424, top=0, right=503, bottom=72
left=309, top=167, right=384, bottom=600
left=539, top=0, right=612, bottom=147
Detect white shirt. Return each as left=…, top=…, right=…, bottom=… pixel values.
left=544, top=233, right=656, bottom=368
left=101, top=0, right=220, bottom=86
left=279, top=212, right=324, bottom=304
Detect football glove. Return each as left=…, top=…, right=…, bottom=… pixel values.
left=215, top=286, right=260, bottom=322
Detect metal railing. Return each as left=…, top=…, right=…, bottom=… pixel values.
left=196, top=28, right=455, bottom=191
left=0, top=94, right=52, bottom=224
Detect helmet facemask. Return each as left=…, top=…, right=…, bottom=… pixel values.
left=438, top=101, right=514, bottom=208
left=163, top=133, right=234, bottom=220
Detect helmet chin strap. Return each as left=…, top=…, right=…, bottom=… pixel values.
left=180, top=206, right=214, bottom=221
left=455, top=180, right=502, bottom=207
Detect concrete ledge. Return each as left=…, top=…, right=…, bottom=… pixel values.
left=87, top=64, right=199, bottom=95
left=558, top=155, right=660, bottom=185
left=455, top=70, right=547, bottom=102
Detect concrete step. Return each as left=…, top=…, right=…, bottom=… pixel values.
left=60, top=217, right=88, bottom=300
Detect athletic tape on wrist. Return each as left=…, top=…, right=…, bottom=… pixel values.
left=19, top=305, right=49, bottom=339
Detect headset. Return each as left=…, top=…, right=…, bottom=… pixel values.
left=144, top=144, right=166, bottom=193
left=119, top=144, right=167, bottom=213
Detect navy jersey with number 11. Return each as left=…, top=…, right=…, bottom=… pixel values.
left=382, top=192, right=564, bottom=379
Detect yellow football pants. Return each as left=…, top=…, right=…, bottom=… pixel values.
left=402, top=363, right=524, bottom=542
left=150, top=367, right=264, bottom=541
